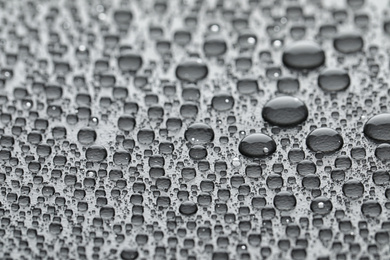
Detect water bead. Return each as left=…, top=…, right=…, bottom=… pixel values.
left=262, top=96, right=308, bottom=127
left=239, top=133, right=277, bottom=158
left=175, top=59, right=208, bottom=82
left=333, top=32, right=364, bottom=54
left=306, top=127, right=343, bottom=153
left=318, top=68, right=350, bottom=92
left=282, top=41, right=325, bottom=70
left=364, top=114, right=390, bottom=142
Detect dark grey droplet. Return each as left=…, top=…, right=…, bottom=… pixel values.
left=282, top=41, right=325, bottom=70
left=306, top=127, right=343, bottom=153
left=262, top=96, right=308, bottom=127
left=239, top=133, right=277, bottom=158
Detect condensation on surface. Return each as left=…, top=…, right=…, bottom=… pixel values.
left=1, top=0, right=390, bottom=260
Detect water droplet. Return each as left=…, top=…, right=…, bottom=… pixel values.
left=179, top=201, right=198, bottom=215
left=239, top=133, right=277, bottom=158
left=184, top=123, right=214, bottom=145
left=342, top=180, right=364, bottom=199
left=273, top=191, right=297, bottom=211
left=306, top=127, right=343, bottom=153
left=364, top=114, right=390, bottom=142
left=333, top=32, right=364, bottom=54
left=262, top=96, right=308, bottom=127
left=282, top=41, right=325, bottom=70
left=318, top=68, right=350, bottom=92
left=310, top=197, right=333, bottom=215
left=211, top=94, right=235, bottom=111
left=176, top=59, right=208, bottom=82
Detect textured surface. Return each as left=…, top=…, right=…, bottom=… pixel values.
left=1, top=0, right=390, bottom=260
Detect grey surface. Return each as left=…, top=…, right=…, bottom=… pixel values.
left=0, top=0, right=390, bottom=259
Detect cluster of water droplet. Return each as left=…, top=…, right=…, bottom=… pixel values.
left=1, top=0, right=390, bottom=259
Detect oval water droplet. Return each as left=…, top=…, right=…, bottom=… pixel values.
left=333, top=32, right=364, bottom=54
left=318, top=68, right=350, bottom=92
left=364, top=114, right=390, bottom=142
left=306, top=127, right=343, bottom=153
left=282, top=41, right=325, bottom=70
left=239, top=133, right=277, bottom=158
left=175, top=59, right=208, bottom=82
left=262, top=96, right=308, bottom=127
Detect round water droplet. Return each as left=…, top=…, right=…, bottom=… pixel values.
left=211, top=94, right=235, bottom=111
left=372, top=170, right=390, bottom=186
left=375, top=143, right=390, bottom=161
left=237, top=78, right=258, bottom=95
left=232, top=157, right=241, bottom=167
left=306, top=127, right=343, bottom=153
left=282, top=41, right=325, bottom=70
left=364, top=114, right=390, bottom=142
left=175, top=59, right=208, bottom=82
left=189, top=145, right=207, bottom=160
left=120, top=249, right=139, bottom=260
left=77, top=128, right=97, bottom=145
left=277, top=76, right=299, bottom=94
left=117, top=52, right=143, bottom=72
left=262, top=96, right=308, bottom=127
left=85, top=145, right=107, bottom=162
left=296, top=160, right=316, bottom=176
left=203, top=36, right=227, bottom=56
left=184, top=123, right=214, bottom=145
left=273, top=191, right=296, bottom=211
left=239, top=133, right=277, bottom=158
left=179, top=201, right=198, bottom=215
left=333, top=32, right=364, bottom=54
left=318, top=68, right=350, bottom=92
left=361, top=200, right=382, bottom=218
left=342, top=180, right=364, bottom=199
left=118, top=116, right=136, bottom=131
left=310, top=197, right=333, bottom=215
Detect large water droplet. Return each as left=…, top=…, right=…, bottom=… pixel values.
left=239, top=133, right=277, bottom=158
left=342, top=180, right=364, bottom=199
left=306, top=127, right=343, bottom=153
left=282, top=41, right=325, bottom=70
left=175, top=59, right=208, bottom=82
left=262, top=96, right=308, bottom=126
left=318, top=68, right=350, bottom=92
left=364, top=114, right=390, bottom=142
left=333, top=32, right=364, bottom=54
left=184, top=123, right=214, bottom=145
left=273, top=191, right=297, bottom=211
left=179, top=201, right=198, bottom=215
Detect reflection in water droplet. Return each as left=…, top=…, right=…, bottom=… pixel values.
left=239, top=133, right=277, bottom=158
left=364, top=114, right=390, bottom=142
left=203, top=36, right=227, bottom=57
left=211, top=94, right=235, bottom=111
left=282, top=41, right=325, bottom=70
left=179, top=201, right=198, bottom=215
left=306, top=127, right=343, bottom=153
left=77, top=128, right=97, bottom=145
left=237, top=78, right=258, bottom=95
left=273, top=191, right=297, bottom=211
left=85, top=145, right=107, bottom=162
left=176, top=59, right=208, bottom=82
left=343, top=180, right=364, bottom=199
left=318, top=68, right=350, bottom=92
left=333, top=32, right=364, bottom=54
left=310, top=197, right=333, bottom=215
left=185, top=123, right=214, bottom=145
left=2, top=1, right=390, bottom=259
left=262, top=96, right=308, bottom=126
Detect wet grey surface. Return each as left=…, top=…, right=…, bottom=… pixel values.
left=1, top=0, right=390, bottom=259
